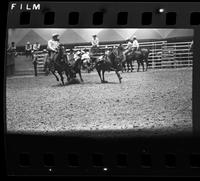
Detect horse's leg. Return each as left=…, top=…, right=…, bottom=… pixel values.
left=141, top=60, right=145, bottom=72
left=145, top=59, right=148, bottom=71
left=65, top=70, right=70, bottom=82
left=130, top=61, right=133, bottom=72
left=122, top=62, right=124, bottom=73
left=127, top=61, right=129, bottom=72
left=97, top=69, right=103, bottom=83
left=102, top=70, right=107, bottom=83
left=115, top=70, right=122, bottom=83
left=78, top=70, right=84, bottom=82
left=137, top=60, right=140, bottom=72
left=52, top=70, right=59, bottom=81
left=58, top=71, right=64, bottom=85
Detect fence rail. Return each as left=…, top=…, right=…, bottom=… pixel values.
left=15, top=40, right=193, bottom=75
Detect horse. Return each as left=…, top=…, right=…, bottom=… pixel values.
left=123, top=48, right=150, bottom=72
left=95, top=48, right=123, bottom=83
left=47, top=45, right=72, bottom=85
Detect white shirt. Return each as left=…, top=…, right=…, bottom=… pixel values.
left=74, top=52, right=81, bottom=61
left=25, top=44, right=32, bottom=51
left=132, top=40, right=139, bottom=48
left=81, top=52, right=90, bottom=60
left=47, top=39, right=60, bottom=51
left=91, top=37, right=99, bottom=47
left=33, top=43, right=40, bottom=51
left=125, top=42, right=132, bottom=50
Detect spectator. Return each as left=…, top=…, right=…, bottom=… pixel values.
left=32, top=42, right=41, bottom=52
left=25, top=42, right=32, bottom=58
left=7, top=42, right=17, bottom=53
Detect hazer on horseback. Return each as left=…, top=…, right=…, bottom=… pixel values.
left=132, top=36, right=139, bottom=51
left=90, top=34, right=100, bottom=55
left=122, top=36, right=149, bottom=72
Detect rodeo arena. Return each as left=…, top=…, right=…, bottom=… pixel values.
left=6, top=29, right=193, bottom=136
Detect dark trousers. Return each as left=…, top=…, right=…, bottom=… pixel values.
left=25, top=50, right=32, bottom=58
left=33, top=61, right=37, bottom=76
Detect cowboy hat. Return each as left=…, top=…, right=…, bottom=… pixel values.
left=133, top=35, right=137, bottom=39
left=52, top=33, right=59, bottom=37
left=92, top=34, right=97, bottom=37
left=27, top=42, right=30, bottom=44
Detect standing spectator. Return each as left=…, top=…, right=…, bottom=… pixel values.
left=32, top=42, right=41, bottom=77
left=7, top=42, right=17, bottom=53
left=25, top=42, right=32, bottom=58
left=32, top=42, right=40, bottom=52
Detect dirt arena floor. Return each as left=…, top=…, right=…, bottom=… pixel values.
left=6, top=68, right=192, bottom=137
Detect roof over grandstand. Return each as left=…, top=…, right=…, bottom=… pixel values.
left=8, top=28, right=194, bottom=47
left=97, top=29, right=125, bottom=42
left=59, top=29, right=86, bottom=44
left=17, top=30, right=47, bottom=46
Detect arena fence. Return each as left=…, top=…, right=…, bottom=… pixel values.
left=11, top=40, right=193, bottom=75
left=74, top=40, right=193, bottom=69
left=33, top=51, right=48, bottom=74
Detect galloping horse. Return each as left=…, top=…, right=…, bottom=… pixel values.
left=123, top=48, right=150, bottom=72
left=48, top=45, right=72, bottom=85
left=95, top=48, right=123, bottom=83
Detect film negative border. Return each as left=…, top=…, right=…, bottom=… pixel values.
left=6, top=135, right=200, bottom=176
left=7, top=2, right=200, bottom=27
left=5, top=1, right=200, bottom=176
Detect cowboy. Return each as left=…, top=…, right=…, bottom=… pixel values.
left=25, top=42, right=32, bottom=58
left=132, top=36, right=139, bottom=51
left=47, top=33, right=60, bottom=61
left=123, top=39, right=133, bottom=55
left=91, top=35, right=99, bottom=47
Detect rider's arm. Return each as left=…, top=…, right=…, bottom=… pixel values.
left=96, top=38, right=99, bottom=46
left=91, top=40, right=95, bottom=46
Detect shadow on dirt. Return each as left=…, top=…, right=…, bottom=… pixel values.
left=51, top=79, right=120, bottom=87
